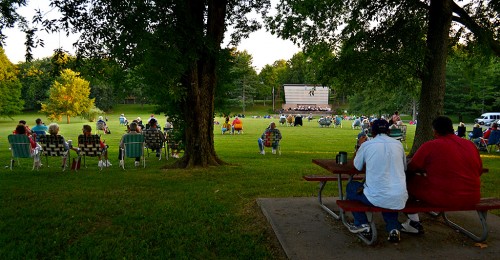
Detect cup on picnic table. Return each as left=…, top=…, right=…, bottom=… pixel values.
left=336, top=151, right=348, bottom=165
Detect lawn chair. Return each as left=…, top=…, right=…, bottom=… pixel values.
left=333, top=116, right=342, bottom=128
left=318, top=117, right=332, bottom=127
left=221, top=122, right=231, bottom=134
left=263, top=131, right=281, bottom=155
left=7, top=134, right=39, bottom=170
left=96, top=121, right=106, bottom=135
left=120, top=134, right=145, bottom=169
left=469, top=127, right=483, bottom=141
left=456, top=125, right=466, bottom=138
left=391, top=125, right=408, bottom=149
left=77, top=134, right=105, bottom=170
left=32, top=130, right=46, bottom=142
left=38, top=135, right=70, bottom=171
left=143, top=129, right=166, bottom=160
left=482, top=130, right=500, bottom=153
left=165, top=130, right=183, bottom=159
left=352, top=119, right=361, bottom=129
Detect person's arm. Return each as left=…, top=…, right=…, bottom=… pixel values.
left=353, top=136, right=367, bottom=171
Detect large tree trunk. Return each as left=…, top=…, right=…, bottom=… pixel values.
left=410, top=0, right=453, bottom=156
left=172, top=0, right=228, bottom=168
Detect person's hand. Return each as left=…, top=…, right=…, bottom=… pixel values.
left=358, top=135, right=368, bottom=145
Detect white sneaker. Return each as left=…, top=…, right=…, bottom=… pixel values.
left=260, top=150, right=265, bottom=155
left=105, top=160, right=112, bottom=167
left=272, top=149, right=276, bottom=154
left=135, top=161, right=140, bottom=167
left=98, top=160, right=103, bottom=167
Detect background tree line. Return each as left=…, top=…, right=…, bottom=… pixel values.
left=1, top=42, right=498, bottom=121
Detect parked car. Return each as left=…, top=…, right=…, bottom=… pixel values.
left=474, top=112, right=500, bottom=126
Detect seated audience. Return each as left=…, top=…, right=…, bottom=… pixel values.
left=80, top=124, right=111, bottom=167
left=97, top=116, right=110, bottom=134
left=231, top=117, right=243, bottom=134
left=143, top=118, right=165, bottom=157
left=14, top=124, right=42, bottom=167
left=47, top=123, right=70, bottom=167
left=118, top=122, right=142, bottom=167
left=348, top=119, right=407, bottom=243
left=403, top=116, right=482, bottom=234
left=258, top=122, right=282, bottom=155
left=13, top=120, right=32, bottom=136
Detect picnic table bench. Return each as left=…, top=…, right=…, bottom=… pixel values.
left=307, top=158, right=500, bottom=245
left=337, top=197, right=500, bottom=245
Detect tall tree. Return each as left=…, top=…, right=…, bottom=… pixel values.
left=0, top=46, right=24, bottom=117
left=41, top=68, right=94, bottom=123
left=268, top=0, right=500, bottom=154
left=29, top=0, right=270, bottom=167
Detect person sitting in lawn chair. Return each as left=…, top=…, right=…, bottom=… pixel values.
left=96, top=116, right=110, bottom=134
left=221, top=121, right=231, bottom=134
left=258, top=122, right=282, bottom=155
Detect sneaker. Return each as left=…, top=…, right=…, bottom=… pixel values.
left=260, top=150, right=265, bottom=155
left=388, top=229, right=400, bottom=243
left=348, top=224, right=370, bottom=234
left=135, top=161, right=140, bottom=167
left=98, top=160, right=103, bottom=168
left=272, top=149, right=276, bottom=154
left=105, top=160, right=112, bottom=167
left=401, top=219, right=424, bottom=234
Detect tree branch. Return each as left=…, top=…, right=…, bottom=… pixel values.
left=450, top=0, right=500, bottom=56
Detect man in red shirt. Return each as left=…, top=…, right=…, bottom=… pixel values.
left=402, top=116, right=482, bottom=234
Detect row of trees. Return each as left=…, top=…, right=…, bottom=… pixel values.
left=1, top=0, right=499, bottom=167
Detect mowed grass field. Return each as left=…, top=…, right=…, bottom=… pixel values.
left=1, top=104, right=499, bottom=258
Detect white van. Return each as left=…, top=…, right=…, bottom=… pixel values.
left=474, top=112, right=500, bottom=126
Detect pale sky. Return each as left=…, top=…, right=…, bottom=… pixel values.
left=3, top=0, right=300, bottom=72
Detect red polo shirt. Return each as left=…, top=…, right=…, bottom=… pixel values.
left=407, top=134, right=482, bottom=207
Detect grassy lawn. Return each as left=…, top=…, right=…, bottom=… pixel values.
left=1, top=104, right=499, bottom=258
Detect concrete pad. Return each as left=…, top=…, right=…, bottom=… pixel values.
left=257, top=197, right=500, bottom=260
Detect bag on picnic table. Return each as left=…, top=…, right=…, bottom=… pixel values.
left=71, top=157, right=81, bottom=170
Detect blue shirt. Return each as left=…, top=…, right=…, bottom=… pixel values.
left=354, top=134, right=408, bottom=210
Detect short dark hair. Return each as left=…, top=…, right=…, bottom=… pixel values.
left=129, top=122, right=138, bottom=131
left=149, top=118, right=157, bottom=126
left=35, top=118, right=42, bottom=124
left=19, top=120, right=27, bottom=125
left=83, top=124, right=92, bottom=133
left=16, top=124, right=26, bottom=134
left=432, top=116, right=454, bottom=135
left=492, top=123, right=498, bottom=129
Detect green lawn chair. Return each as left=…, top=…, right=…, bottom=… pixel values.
left=121, top=134, right=145, bottom=169
left=7, top=134, right=38, bottom=171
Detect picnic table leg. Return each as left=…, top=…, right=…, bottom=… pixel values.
left=318, top=181, right=340, bottom=220
left=442, top=211, right=489, bottom=242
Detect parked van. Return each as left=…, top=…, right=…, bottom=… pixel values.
left=474, top=112, right=500, bottom=126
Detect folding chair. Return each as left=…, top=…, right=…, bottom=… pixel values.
left=165, top=130, right=183, bottom=159
left=482, top=130, right=500, bottom=153
left=456, top=126, right=466, bottom=138
left=7, top=134, right=38, bottom=170
left=120, top=134, right=145, bottom=169
left=32, top=130, right=46, bottom=142
left=143, top=129, right=166, bottom=160
left=38, top=135, right=70, bottom=171
left=334, top=117, right=342, bottom=128
left=96, top=121, right=106, bottom=135
left=263, top=131, right=281, bottom=155
left=77, top=134, right=105, bottom=170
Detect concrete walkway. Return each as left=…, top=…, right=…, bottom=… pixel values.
left=257, top=197, right=500, bottom=260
